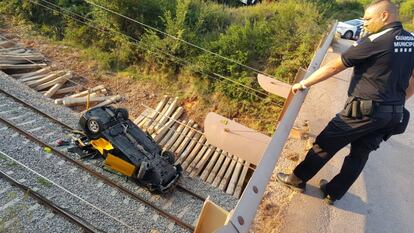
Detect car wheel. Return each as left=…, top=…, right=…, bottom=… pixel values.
left=87, top=117, right=103, bottom=134
left=344, top=31, right=353, bottom=40
left=116, top=108, right=129, bottom=120
left=162, top=151, right=175, bottom=164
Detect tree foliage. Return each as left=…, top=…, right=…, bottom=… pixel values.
left=2, top=0, right=413, bottom=132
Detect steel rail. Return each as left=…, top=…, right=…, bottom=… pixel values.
left=0, top=113, right=194, bottom=232
left=0, top=88, right=206, bottom=202
left=0, top=89, right=74, bottom=129
left=0, top=170, right=100, bottom=233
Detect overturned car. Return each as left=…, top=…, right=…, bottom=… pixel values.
left=78, top=106, right=181, bottom=193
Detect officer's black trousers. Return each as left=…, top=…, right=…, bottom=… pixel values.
left=293, top=111, right=401, bottom=200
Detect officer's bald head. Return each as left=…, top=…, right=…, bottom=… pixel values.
left=363, top=0, right=399, bottom=33
left=367, top=0, right=399, bottom=22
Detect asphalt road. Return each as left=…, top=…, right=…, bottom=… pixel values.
left=276, top=38, right=414, bottom=233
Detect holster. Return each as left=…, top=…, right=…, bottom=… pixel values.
left=351, top=100, right=361, bottom=118
left=360, top=100, right=373, bottom=116
left=342, top=97, right=373, bottom=118
left=383, top=107, right=410, bottom=141
left=392, top=107, right=410, bottom=135
left=342, top=96, right=354, bottom=117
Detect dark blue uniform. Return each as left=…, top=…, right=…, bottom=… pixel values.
left=293, top=22, right=414, bottom=200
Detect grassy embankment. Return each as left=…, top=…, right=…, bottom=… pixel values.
left=6, top=0, right=411, bottom=133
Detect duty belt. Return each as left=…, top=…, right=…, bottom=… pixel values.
left=375, top=104, right=404, bottom=113
left=343, top=97, right=404, bottom=118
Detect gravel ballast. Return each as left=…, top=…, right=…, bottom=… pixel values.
left=0, top=71, right=239, bottom=232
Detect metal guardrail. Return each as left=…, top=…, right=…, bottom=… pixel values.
left=216, top=21, right=338, bottom=233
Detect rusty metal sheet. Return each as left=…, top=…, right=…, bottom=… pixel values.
left=257, top=74, right=291, bottom=98
left=204, top=112, right=270, bottom=166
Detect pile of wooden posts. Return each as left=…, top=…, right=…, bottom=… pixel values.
left=134, top=96, right=252, bottom=198
left=0, top=37, right=122, bottom=109
left=0, top=39, right=47, bottom=70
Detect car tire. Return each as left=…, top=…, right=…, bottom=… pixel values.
left=116, top=108, right=129, bottom=120
left=344, top=31, right=353, bottom=40
left=86, top=117, right=103, bottom=136
left=162, top=151, right=175, bottom=164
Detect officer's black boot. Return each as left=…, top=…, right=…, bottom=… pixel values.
left=319, top=179, right=336, bottom=205
left=276, top=172, right=306, bottom=193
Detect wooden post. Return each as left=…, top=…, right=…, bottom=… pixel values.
left=176, top=132, right=202, bottom=165
left=233, top=162, right=250, bottom=198
left=80, top=95, right=123, bottom=114
left=219, top=155, right=237, bottom=191
left=226, top=158, right=244, bottom=195
left=0, top=63, right=47, bottom=69
left=189, top=145, right=216, bottom=177
left=0, top=48, right=26, bottom=54
left=34, top=72, right=72, bottom=91
left=212, top=154, right=233, bottom=188
left=133, top=108, right=153, bottom=125
left=26, top=71, right=66, bottom=87
left=140, top=96, right=169, bottom=130
left=170, top=120, right=194, bottom=153
left=0, top=54, right=44, bottom=62
left=175, top=124, right=199, bottom=160
left=158, top=123, right=179, bottom=147
left=153, top=97, right=179, bottom=132
left=181, top=135, right=206, bottom=170
left=44, top=81, right=66, bottom=98
left=200, top=149, right=222, bottom=181
left=20, top=73, right=50, bottom=83
left=153, top=107, right=183, bottom=143
left=62, top=95, right=119, bottom=107
left=163, top=119, right=187, bottom=151
left=206, top=152, right=227, bottom=184
left=12, top=66, right=52, bottom=79
left=67, top=85, right=106, bottom=98
left=147, top=99, right=171, bottom=134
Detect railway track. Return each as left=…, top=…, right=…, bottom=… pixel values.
left=0, top=88, right=206, bottom=201
left=0, top=87, right=210, bottom=232
left=0, top=170, right=96, bottom=233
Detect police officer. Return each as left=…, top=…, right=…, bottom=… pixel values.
left=277, top=0, right=414, bottom=204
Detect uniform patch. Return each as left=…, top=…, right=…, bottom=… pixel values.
left=393, top=34, right=414, bottom=53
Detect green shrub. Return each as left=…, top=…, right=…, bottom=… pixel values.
left=0, top=0, right=343, bottom=133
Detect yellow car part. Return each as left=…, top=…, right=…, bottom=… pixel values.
left=90, top=138, right=136, bottom=177
left=90, top=138, right=114, bottom=155
left=105, top=154, right=137, bottom=177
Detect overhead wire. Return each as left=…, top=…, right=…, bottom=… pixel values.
left=34, top=0, right=285, bottom=107
left=83, top=0, right=278, bottom=80
left=1, top=0, right=282, bottom=131
left=0, top=1, right=276, bottom=168
left=0, top=4, right=260, bottom=197
left=34, top=0, right=284, bottom=140
left=0, top=31, right=255, bottom=171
